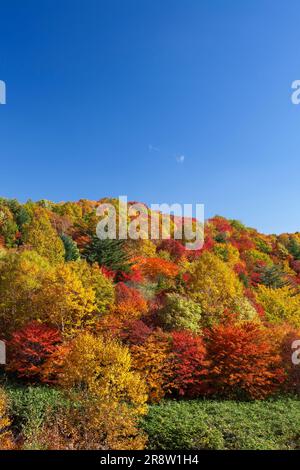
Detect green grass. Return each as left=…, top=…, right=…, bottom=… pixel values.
left=142, top=398, right=300, bottom=450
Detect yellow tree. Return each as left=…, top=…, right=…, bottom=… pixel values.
left=23, top=208, right=65, bottom=264
left=256, top=285, right=300, bottom=327
left=0, top=251, right=110, bottom=336
left=187, top=251, right=244, bottom=325
left=130, top=331, right=172, bottom=402
left=0, top=250, right=51, bottom=335
left=46, top=332, right=148, bottom=449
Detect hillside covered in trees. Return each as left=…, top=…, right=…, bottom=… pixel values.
left=0, top=197, right=299, bottom=450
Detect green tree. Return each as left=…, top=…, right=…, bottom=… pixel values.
left=83, top=236, right=131, bottom=273
left=158, top=293, right=202, bottom=332
left=61, top=234, right=80, bottom=261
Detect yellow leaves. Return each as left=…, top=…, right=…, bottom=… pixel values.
left=23, top=208, right=65, bottom=264
left=56, top=332, right=148, bottom=414
left=256, top=285, right=300, bottom=327
left=41, top=262, right=96, bottom=335
left=50, top=333, right=148, bottom=449
left=0, top=251, right=113, bottom=336
left=0, top=388, right=14, bottom=450
left=187, top=251, right=243, bottom=325
left=131, top=332, right=171, bottom=403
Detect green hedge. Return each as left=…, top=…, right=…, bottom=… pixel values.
left=142, top=398, right=300, bottom=450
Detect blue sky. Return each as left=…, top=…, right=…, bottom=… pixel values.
left=0, top=0, right=300, bottom=234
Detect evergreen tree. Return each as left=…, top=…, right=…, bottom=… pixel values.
left=83, top=236, right=131, bottom=274
left=61, top=234, right=80, bottom=261
left=288, top=238, right=300, bottom=260
left=257, top=264, right=288, bottom=289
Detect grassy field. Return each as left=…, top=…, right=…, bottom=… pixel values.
left=143, top=398, right=300, bottom=450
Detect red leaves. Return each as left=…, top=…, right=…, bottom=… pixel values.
left=209, top=217, right=233, bottom=234
left=113, top=282, right=148, bottom=320
left=206, top=321, right=285, bottom=399
left=168, top=331, right=209, bottom=398
left=7, top=321, right=61, bottom=381
left=158, top=239, right=186, bottom=260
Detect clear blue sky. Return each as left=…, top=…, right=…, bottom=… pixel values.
left=0, top=0, right=299, bottom=234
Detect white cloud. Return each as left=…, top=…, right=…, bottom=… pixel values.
left=176, top=155, right=185, bottom=163
left=148, top=144, right=160, bottom=152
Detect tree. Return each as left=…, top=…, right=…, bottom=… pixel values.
left=158, top=293, right=202, bottom=332
left=54, top=332, right=147, bottom=409
left=255, top=264, right=288, bottom=288
left=157, top=239, right=186, bottom=261
left=0, top=250, right=52, bottom=335
left=7, top=321, right=61, bottom=381
left=168, top=331, right=209, bottom=398
left=206, top=321, right=285, bottom=399
left=287, top=238, right=300, bottom=260
left=0, top=251, right=107, bottom=337
left=60, top=234, right=80, bottom=261
left=44, top=332, right=148, bottom=449
left=70, top=260, right=115, bottom=317
left=130, top=331, right=172, bottom=402
left=83, top=236, right=132, bottom=274
left=256, top=285, right=300, bottom=327
left=133, top=257, right=179, bottom=281
left=23, top=208, right=65, bottom=264
left=187, top=252, right=243, bottom=325
left=268, top=324, right=300, bottom=394
left=112, top=282, right=147, bottom=321
left=0, top=203, right=18, bottom=247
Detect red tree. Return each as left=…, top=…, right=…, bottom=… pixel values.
left=168, top=331, right=209, bottom=398
left=8, top=322, right=61, bottom=381
left=206, top=321, right=285, bottom=399
left=158, top=239, right=186, bottom=260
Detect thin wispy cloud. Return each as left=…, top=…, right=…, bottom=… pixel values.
left=148, top=144, right=160, bottom=153
left=176, top=155, right=185, bottom=163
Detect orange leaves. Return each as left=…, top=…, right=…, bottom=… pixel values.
left=131, top=331, right=172, bottom=402
left=168, top=331, right=209, bottom=398
left=132, top=256, right=179, bottom=281
left=7, top=321, right=61, bottom=381
left=206, top=321, right=285, bottom=399
left=112, top=282, right=148, bottom=320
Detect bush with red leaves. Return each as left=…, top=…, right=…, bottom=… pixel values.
left=7, top=321, right=61, bottom=381
left=206, top=321, right=285, bottom=399
left=120, top=319, right=153, bottom=346
left=168, top=331, right=209, bottom=398
left=158, top=239, right=186, bottom=261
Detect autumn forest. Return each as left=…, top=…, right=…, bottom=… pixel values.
left=0, top=197, right=299, bottom=450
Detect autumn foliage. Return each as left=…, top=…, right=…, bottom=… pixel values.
left=206, top=321, right=285, bottom=399
left=0, top=197, right=300, bottom=449
left=7, top=321, right=61, bottom=380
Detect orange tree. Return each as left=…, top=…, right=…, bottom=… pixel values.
left=206, top=320, right=285, bottom=399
